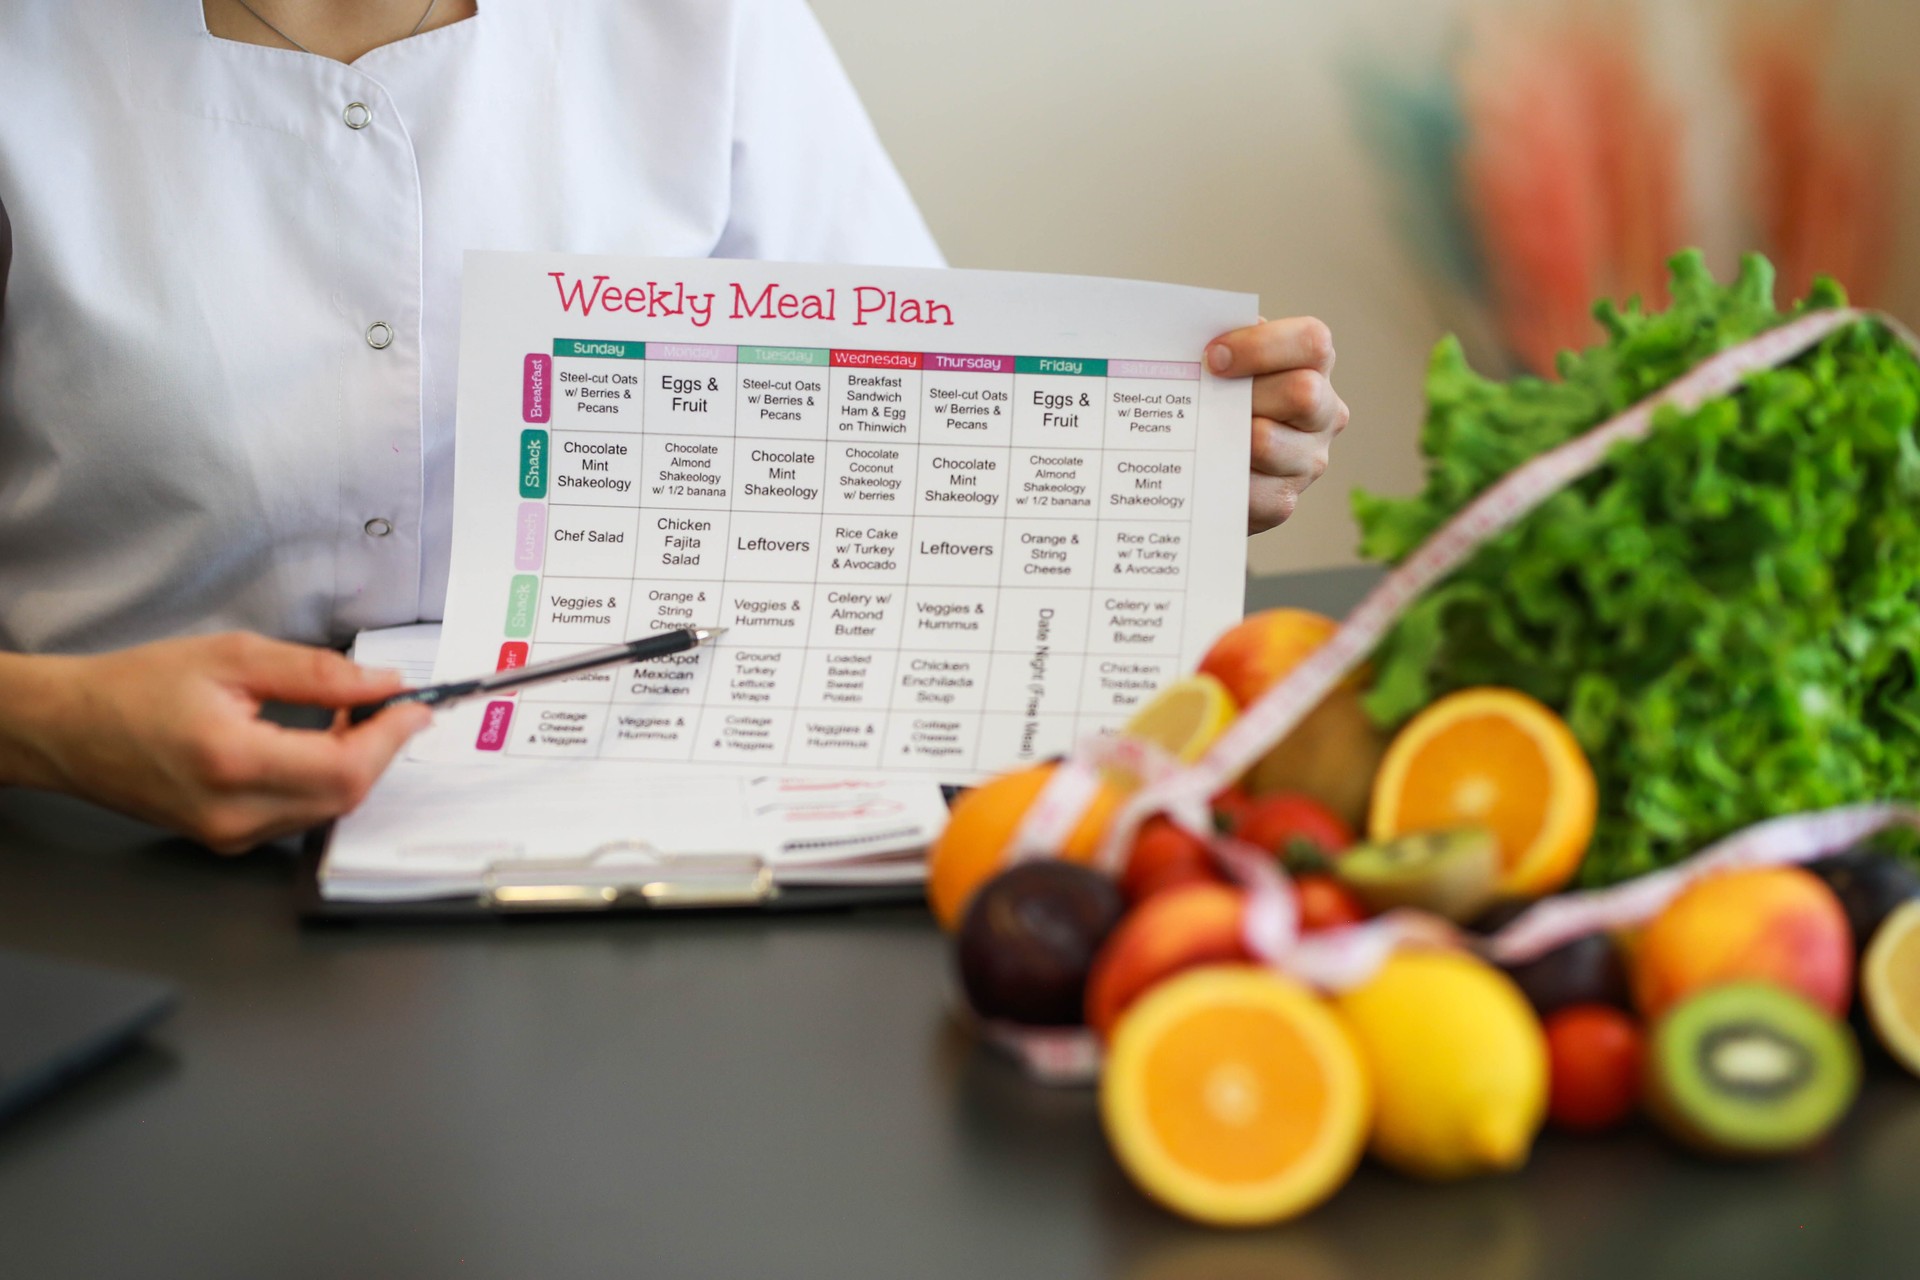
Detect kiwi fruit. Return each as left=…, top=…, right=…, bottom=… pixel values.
left=956, top=861, right=1125, bottom=1026
left=1809, top=846, right=1920, bottom=950
left=1333, top=828, right=1501, bottom=923
left=1645, top=981, right=1860, bottom=1158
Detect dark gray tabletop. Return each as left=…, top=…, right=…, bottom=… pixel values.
left=1, top=567, right=1916, bottom=1279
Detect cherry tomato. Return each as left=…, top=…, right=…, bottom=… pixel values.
left=1210, top=787, right=1258, bottom=837
left=1544, top=1004, right=1645, bottom=1133
left=1119, top=817, right=1220, bottom=904
left=1236, top=793, right=1354, bottom=865
left=1295, top=874, right=1369, bottom=932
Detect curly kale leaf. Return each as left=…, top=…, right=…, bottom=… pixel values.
left=1353, top=251, right=1920, bottom=884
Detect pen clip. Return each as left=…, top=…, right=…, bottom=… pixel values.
left=479, top=841, right=776, bottom=911
left=346, top=679, right=479, bottom=727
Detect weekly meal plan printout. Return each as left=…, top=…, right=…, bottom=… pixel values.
left=418, top=253, right=1254, bottom=785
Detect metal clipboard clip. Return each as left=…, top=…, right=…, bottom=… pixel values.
left=478, top=841, right=777, bottom=912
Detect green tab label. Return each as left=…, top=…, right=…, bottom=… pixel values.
left=1016, top=356, right=1107, bottom=377
left=553, top=339, right=644, bottom=359
left=504, top=575, right=539, bottom=638
left=519, top=430, right=548, bottom=498
left=737, top=345, right=830, bottom=367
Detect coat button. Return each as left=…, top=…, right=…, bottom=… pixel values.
left=365, top=321, right=394, bottom=349
left=364, top=517, right=394, bottom=538
left=343, top=101, right=372, bottom=129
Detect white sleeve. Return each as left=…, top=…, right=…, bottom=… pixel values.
left=712, top=0, right=945, bottom=268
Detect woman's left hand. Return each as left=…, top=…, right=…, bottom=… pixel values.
left=1206, top=317, right=1350, bottom=534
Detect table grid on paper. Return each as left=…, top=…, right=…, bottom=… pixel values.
left=501, top=340, right=1202, bottom=771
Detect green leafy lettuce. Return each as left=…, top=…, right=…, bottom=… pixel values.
left=1353, top=251, right=1920, bottom=885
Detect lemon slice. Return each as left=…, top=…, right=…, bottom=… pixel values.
left=1863, top=899, right=1920, bottom=1079
left=1123, top=674, right=1236, bottom=769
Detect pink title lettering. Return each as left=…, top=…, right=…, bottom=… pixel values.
left=549, top=273, right=954, bottom=328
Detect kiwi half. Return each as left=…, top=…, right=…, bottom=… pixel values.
left=1646, top=981, right=1859, bottom=1158
left=1333, top=828, right=1501, bottom=923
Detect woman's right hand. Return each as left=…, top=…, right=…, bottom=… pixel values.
left=0, top=632, right=432, bottom=853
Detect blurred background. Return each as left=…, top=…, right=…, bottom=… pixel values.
left=811, top=0, right=1919, bottom=577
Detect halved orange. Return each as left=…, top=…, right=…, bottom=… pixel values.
left=926, top=763, right=1122, bottom=930
left=1368, top=688, right=1596, bottom=898
left=1100, top=965, right=1371, bottom=1227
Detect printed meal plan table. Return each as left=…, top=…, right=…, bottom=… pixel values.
left=421, top=253, right=1254, bottom=784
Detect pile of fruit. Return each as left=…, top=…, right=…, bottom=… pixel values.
left=933, top=613, right=1920, bottom=1226
left=927, top=256, right=1920, bottom=1229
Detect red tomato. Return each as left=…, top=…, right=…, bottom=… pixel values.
left=1544, top=1005, right=1645, bottom=1133
left=1210, top=787, right=1257, bottom=837
left=1236, top=793, right=1355, bottom=864
left=1119, top=817, right=1220, bottom=904
left=1295, top=874, right=1368, bottom=932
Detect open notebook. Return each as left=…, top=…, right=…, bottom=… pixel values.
left=323, top=625, right=948, bottom=906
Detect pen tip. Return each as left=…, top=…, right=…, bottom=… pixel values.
left=696, top=626, right=728, bottom=643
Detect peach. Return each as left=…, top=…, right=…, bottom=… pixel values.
left=1633, top=867, right=1854, bottom=1020
left=1084, top=882, right=1251, bottom=1038
left=1199, top=609, right=1346, bottom=706
left=1196, top=610, right=1387, bottom=829
left=1118, top=816, right=1223, bottom=904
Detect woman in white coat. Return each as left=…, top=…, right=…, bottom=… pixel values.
left=0, top=0, right=1349, bottom=850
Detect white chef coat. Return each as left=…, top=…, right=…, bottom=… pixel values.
left=0, top=0, right=941, bottom=654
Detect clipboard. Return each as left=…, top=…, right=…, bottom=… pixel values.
left=323, top=628, right=966, bottom=922
left=296, top=785, right=964, bottom=924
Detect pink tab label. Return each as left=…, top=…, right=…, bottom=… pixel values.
left=647, top=342, right=735, bottom=363
left=475, top=700, right=515, bottom=751
left=1109, top=359, right=1201, bottom=380
left=523, top=354, right=552, bottom=423
left=514, top=501, right=546, bottom=570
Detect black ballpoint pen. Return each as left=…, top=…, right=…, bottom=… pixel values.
left=346, top=626, right=727, bottom=725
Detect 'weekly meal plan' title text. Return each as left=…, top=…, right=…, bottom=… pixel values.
left=550, top=272, right=954, bottom=329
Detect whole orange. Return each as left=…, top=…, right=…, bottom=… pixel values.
left=926, top=763, right=1121, bottom=931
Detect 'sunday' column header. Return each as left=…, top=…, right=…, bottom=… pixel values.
left=553, top=338, right=644, bottom=359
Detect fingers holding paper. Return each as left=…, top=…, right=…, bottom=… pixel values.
left=1206, top=317, right=1350, bottom=535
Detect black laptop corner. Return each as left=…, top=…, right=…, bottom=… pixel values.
left=0, top=949, right=177, bottom=1123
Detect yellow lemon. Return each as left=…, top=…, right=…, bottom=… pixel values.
left=1333, top=948, right=1547, bottom=1180
left=1118, top=674, right=1236, bottom=783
